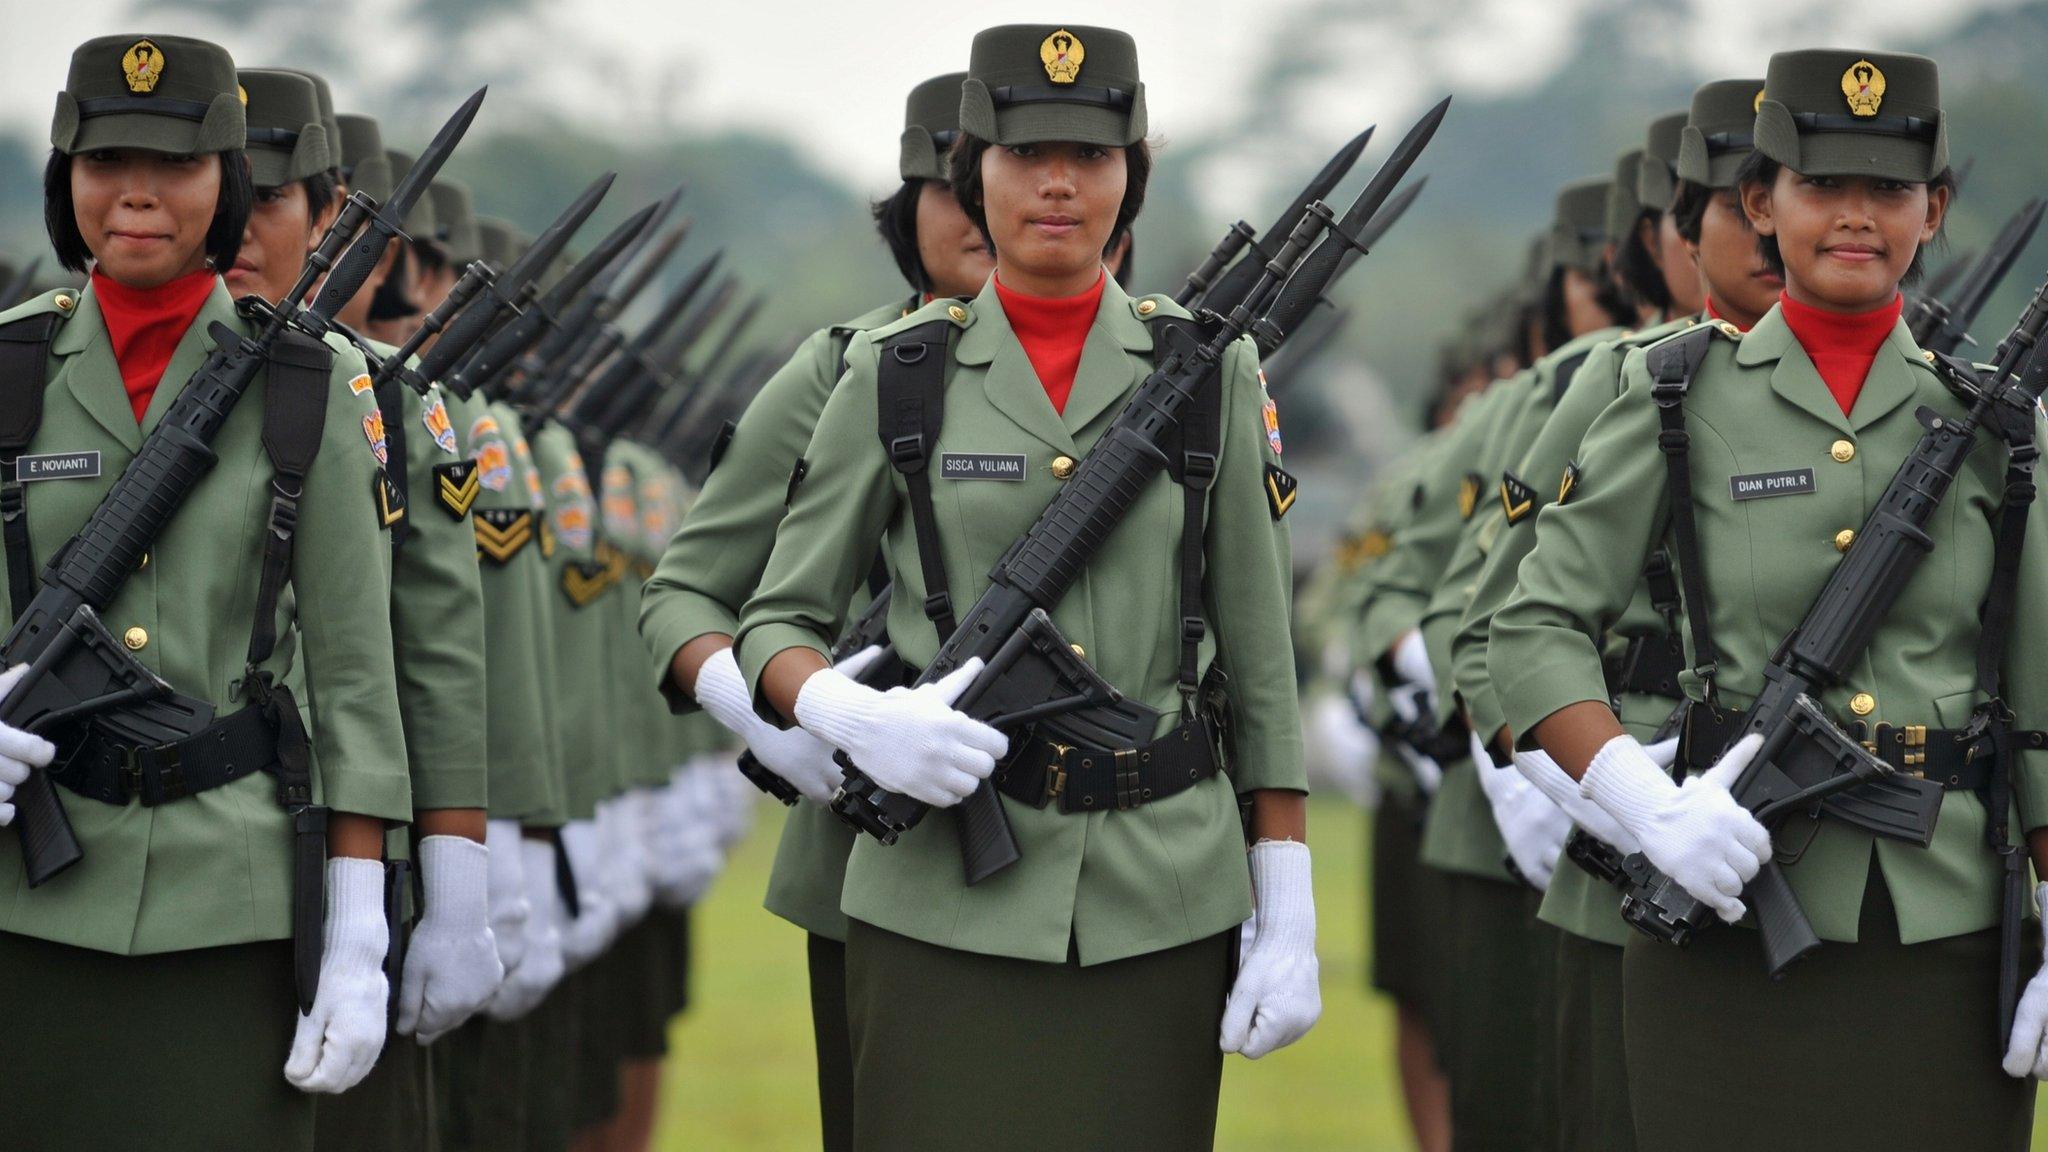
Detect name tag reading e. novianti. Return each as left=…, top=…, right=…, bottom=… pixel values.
left=14, top=451, right=101, bottom=482
left=1729, top=467, right=1816, bottom=502
left=940, top=453, right=1027, bottom=482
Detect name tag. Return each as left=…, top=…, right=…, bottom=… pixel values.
left=14, top=451, right=101, bottom=482
left=940, top=453, right=1027, bottom=482
left=1728, top=468, right=1816, bottom=501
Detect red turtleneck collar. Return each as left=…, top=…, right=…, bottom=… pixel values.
left=92, top=268, right=216, bottom=422
left=992, top=271, right=1103, bottom=414
left=1778, top=291, right=1902, bottom=416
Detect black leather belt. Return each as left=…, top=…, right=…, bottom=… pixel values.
left=1681, top=703, right=1990, bottom=792
left=49, top=706, right=281, bottom=807
left=995, top=719, right=1218, bottom=813
left=1607, top=632, right=1685, bottom=701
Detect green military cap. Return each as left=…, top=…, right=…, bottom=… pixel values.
left=50, top=34, right=245, bottom=156
left=1606, top=150, right=1644, bottom=242
left=236, top=69, right=330, bottom=188
left=1636, top=110, right=1687, bottom=211
left=274, top=69, right=340, bottom=174
left=960, top=25, right=1145, bottom=147
left=475, top=216, right=518, bottom=269
left=1677, top=78, right=1767, bottom=188
left=429, top=179, right=481, bottom=266
left=1755, top=49, right=1946, bottom=181
left=1516, top=233, right=1552, bottom=306
left=900, top=72, right=967, bottom=182
left=1550, top=177, right=1611, bottom=273
left=386, top=149, right=439, bottom=244
left=335, top=112, right=392, bottom=200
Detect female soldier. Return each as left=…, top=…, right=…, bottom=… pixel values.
left=733, top=25, right=1317, bottom=1150
left=640, top=69, right=993, bottom=1151
left=1492, top=49, right=2048, bottom=1148
left=0, top=34, right=411, bottom=1150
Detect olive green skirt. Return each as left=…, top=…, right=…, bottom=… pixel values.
left=1432, top=872, right=1559, bottom=1152
left=437, top=1013, right=532, bottom=1152
left=569, top=955, right=623, bottom=1131
left=313, top=1025, right=438, bottom=1152
left=1553, top=932, right=1632, bottom=1152
left=808, top=933, right=856, bottom=1152
left=1624, top=866, right=2033, bottom=1151
left=844, top=919, right=1233, bottom=1152
left=0, top=932, right=311, bottom=1152
left=1370, top=791, right=1445, bottom=1013
left=523, top=982, right=578, bottom=1152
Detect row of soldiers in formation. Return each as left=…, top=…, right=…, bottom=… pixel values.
left=1306, top=46, right=2048, bottom=1152
left=0, top=32, right=766, bottom=1152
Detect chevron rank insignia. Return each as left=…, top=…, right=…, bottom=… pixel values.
left=1558, top=461, right=1582, bottom=506
left=433, top=460, right=480, bottom=521
left=561, top=558, right=613, bottom=608
left=539, top=518, right=557, bottom=559
left=1499, top=470, right=1537, bottom=525
left=373, top=468, right=406, bottom=529
left=475, top=508, right=535, bottom=565
left=1264, top=463, right=1299, bottom=520
left=1458, top=472, right=1482, bottom=520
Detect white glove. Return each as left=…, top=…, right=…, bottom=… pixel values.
left=1469, top=732, right=1571, bottom=891
left=1391, top=631, right=1434, bottom=694
left=1384, top=684, right=1443, bottom=795
left=655, top=765, right=723, bottom=908
left=396, top=835, right=502, bottom=1043
left=709, top=753, right=755, bottom=849
left=0, top=665, right=57, bottom=827
left=1305, top=693, right=1379, bottom=808
left=1221, top=840, right=1321, bottom=1059
left=558, top=819, right=618, bottom=968
left=1582, top=732, right=1771, bottom=924
left=794, top=659, right=1008, bottom=809
left=2002, top=883, right=2048, bottom=1078
left=285, top=857, right=389, bottom=1093
left=698, top=646, right=892, bottom=804
left=1512, top=738, right=1678, bottom=855
left=486, top=837, right=567, bottom=1021
left=601, top=795, right=654, bottom=925
left=483, top=820, right=530, bottom=977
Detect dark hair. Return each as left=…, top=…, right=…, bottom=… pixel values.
left=1612, top=208, right=1672, bottom=314
left=300, top=170, right=339, bottom=224
left=948, top=133, right=1151, bottom=259
left=1540, top=262, right=1631, bottom=350
left=1111, top=233, right=1135, bottom=287
left=45, top=148, right=254, bottom=275
left=1670, top=178, right=1718, bottom=244
left=869, top=179, right=930, bottom=293
left=1733, top=151, right=1955, bottom=285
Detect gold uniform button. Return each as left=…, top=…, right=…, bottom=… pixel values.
left=1833, top=528, right=1856, bottom=552
left=122, top=626, right=148, bottom=651
left=1136, top=299, right=1157, bottom=315
left=1922, top=349, right=1937, bottom=363
left=53, top=295, right=74, bottom=312
left=1850, top=692, right=1876, bottom=717
left=1830, top=439, right=1855, bottom=463
left=1051, top=455, right=1077, bottom=480
left=946, top=305, right=968, bottom=323
left=1718, top=321, right=1741, bottom=338
left=1069, top=643, right=1086, bottom=660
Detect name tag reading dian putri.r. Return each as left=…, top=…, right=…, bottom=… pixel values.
left=1728, top=467, right=1816, bottom=502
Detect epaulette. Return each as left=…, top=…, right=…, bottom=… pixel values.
left=1124, top=291, right=1191, bottom=324
left=0, top=287, right=82, bottom=328
left=865, top=294, right=976, bottom=344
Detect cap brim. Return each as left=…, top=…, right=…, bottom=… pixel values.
left=1702, top=149, right=1751, bottom=189
left=70, top=113, right=210, bottom=156
left=1789, top=134, right=1936, bottom=183
left=247, top=147, right=294, bottom=189
left=990, top=102, right=1135, bottom=147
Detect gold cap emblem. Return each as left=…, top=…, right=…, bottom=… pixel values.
left=1041, top=29, right=1084, bottom=85
left=237, top=84, right=248, bottom=106
left=1842, top=60, right=1885, bottom=118
left=122, top=39, right=165, bottom=94
left=1753, top=88, right=1766, bottom=113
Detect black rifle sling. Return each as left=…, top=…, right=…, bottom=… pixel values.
left=1152, top=314, right=1220, bottom=707
left=1550, top=347, right=1594, bottom=405
left=0, top=314, right=59, bottom=621
left=1644, top=327, right=1722, bottom=705
left=875, top=319, right=958, bottom=641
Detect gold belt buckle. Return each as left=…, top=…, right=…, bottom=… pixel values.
left=1903, top=724, right=1927, bottom=772
left=1045, top=743, right=1073, bottom=805
left=1113, top=748, right=1142, bottom=810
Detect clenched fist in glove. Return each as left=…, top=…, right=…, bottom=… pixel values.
left=793, top=658, right=1008, bottom=809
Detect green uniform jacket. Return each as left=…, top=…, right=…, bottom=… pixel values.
left=532, top=419, right=618, bottom=817
left=639, top=298, right=907, bottom=942
left=0, top=284, right=410, bottom=955
left=473, top=400, right=568, bottom=824
left=735, top=278, right=1305, bottom=966
left=1337, top=441, right=1433, bottom=802
left=1492, top=308, right=2048, bottom=945
left=601, top=440, right=674, bottom=789
left=1450, top=318, right=1693, bottom=942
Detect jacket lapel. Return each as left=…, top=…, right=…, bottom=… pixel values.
left=1058, top=278, right=1149, bottom=438
left=964, top=280, right=1077, bottom=456
left=139, top=282, right=235, bottom=439
left=1741, top=307, right=1855, bottom=436
left=1846, top=322, right=1928, bottom=432
left=51, top=288, right=144, bottom=453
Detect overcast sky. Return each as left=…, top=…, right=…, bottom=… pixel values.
left=0, top=0, right=2022, bottom=192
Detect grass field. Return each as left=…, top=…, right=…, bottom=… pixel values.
left=648, top=797, right=2048, bottom=1150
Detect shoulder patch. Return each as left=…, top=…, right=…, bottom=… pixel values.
left=601, top=463, right=637, bottom=540
left=1262, top=394, right=1283, bottom=456
left=434, top=459, right=480, bottom=520
left=561, top=558, right=613, bottom=608
left=361, top=409, right=389, bottom=465
left=474, top=507, right=535, bottom=564
left=1557, top=461, right=1581, bottom=506
left=467, top=414, right=513, bottom=492
left=550, top=468, right=594, bottom=552
left=1457, top=472, right=1482, bottom=520
left=348, top=373, right=374, bottom=396
left=419, top=392, right=458, bottom=455
left=1264, top=462, right=1299, bottom=520
left=1499, top=470, right=1537, bottom=525
left=373, top=467, right=406, bottom=528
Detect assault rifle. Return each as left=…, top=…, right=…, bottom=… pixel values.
left=1906, top=198, right=2044, bottom=355
left=1, top=89, right=485, bottom=891
left=830, top=98, right=1452, bottom=883
left=1617, top=273, right=2048, bottom=976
